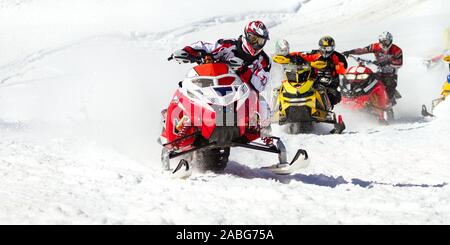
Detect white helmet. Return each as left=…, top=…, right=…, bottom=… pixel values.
left=379, top=31, right=393, bottom=51
left=275, top=39, right=290, bottom=56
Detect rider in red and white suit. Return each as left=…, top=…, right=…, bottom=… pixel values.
left=343, top=31, right=403, bottom=104
left=176, top=21, right=272, bottom=93
left=170, top=21, right=273, bottom=139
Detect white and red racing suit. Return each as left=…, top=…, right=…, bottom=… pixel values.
left=348, top=43, right=403, bottom=101
left=181, top=36, right=272, bottom=93
left=179, top=36, right=273, bottom=132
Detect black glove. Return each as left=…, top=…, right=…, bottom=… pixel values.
left=342, top=51, right=352, bottom=58
left=375, top=59, right=390, bottom=67
left=379, top=65, right=395, bottom=73
left=236, top=65, right=249, bottom=75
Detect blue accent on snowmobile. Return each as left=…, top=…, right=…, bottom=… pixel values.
left=214, top=87, right=234, bottom=96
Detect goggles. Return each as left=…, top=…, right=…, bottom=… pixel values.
left=247, top=33, right=267, bottom=47
left=320, top=46, right=334, bottom=53
left=379, top=39, right=391, bottom=47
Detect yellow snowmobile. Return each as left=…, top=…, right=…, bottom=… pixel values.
left=422, top=55, right=450, bottom=117
left=272, top=55, right=345, bottom=134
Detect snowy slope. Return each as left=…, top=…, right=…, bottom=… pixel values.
left=0, top=0, right=449, bottom=224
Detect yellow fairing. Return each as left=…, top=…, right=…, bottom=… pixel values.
left=276, top=80, right=328, bottom=120
left=272, top=55, right=291, bottom=64
left=282, top=79, right=314, bottom=94
left=311, top=61, right=327, bottom=69
left=441, top=80, right=450, bottom=97
left=443, top=55, right=450, bottom=63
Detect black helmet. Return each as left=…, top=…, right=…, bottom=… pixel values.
left=318, top=35, right=335, bottom=58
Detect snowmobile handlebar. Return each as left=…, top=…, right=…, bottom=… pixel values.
left=349, top=55, right=377, bottom=66
left=168, top=51, right=203, bottom=64
left=169, top=50, right=244, bottom=70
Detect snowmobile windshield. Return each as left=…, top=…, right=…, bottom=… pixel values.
left=184, top=72, right=245, bottom=106
left=192, top=78, right=214, bottom=88
left=285, top=64, right=311, bottom=84
left=191, top=74, right=240, bottom=88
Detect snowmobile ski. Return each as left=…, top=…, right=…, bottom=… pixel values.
left=170, top=159, right=192, bottom=179
left=421, top=104, right=435, bottom=117
left=261, top=149, right=309, bottom=175
left=330, top=115, right=346, bottom=134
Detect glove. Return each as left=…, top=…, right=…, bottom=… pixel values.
left=228, top=57, right=244, bottom=70
left=238, top=65, right=253, bottom=82
left=317, top=69, right=332, bottom=77
left=319, top=77, right=332, bottom=85
left=171, top=49, right=197, bottom=64
left=342, top=51, right=352, bottom=58
left=375, top=59, right=390, bottom=67
left=379, top=65, right=395, bottom=73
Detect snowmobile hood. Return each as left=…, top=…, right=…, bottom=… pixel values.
left=187, top=63, right=240, bottom=86
left=347, top=65, right=373, bottom=75
left=192, top=63, right=231, bottom=76
left=344, top=65, right=373, bottom=84
left=282, top=79, right=314, bottom=95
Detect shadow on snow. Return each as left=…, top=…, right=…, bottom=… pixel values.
left=223, top=161, right=447, bottom=189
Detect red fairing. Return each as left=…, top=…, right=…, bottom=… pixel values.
left=347, top=65, right=373, bottom=75
left=193, top=63, right=229, bottom=76
left=164, top=90, right=196, bottom=148
left=162, top=63, right=260, bottom=149
left=341, top=65, right=389, bottom=120
left=341, top=83, right=389, bottom=110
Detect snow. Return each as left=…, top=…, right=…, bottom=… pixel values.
left=0, top=0, right=449, bottom=224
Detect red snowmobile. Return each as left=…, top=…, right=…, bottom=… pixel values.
left=339, top=55, right=394, bottom=122
left=158, top=50, right=309, bottom=178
